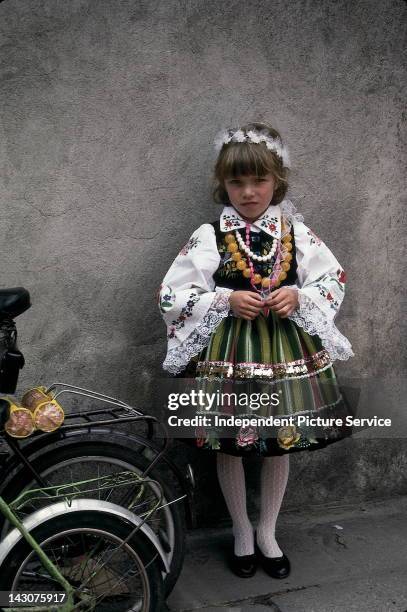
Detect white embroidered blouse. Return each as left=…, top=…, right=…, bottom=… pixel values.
left=158, top=200, right=354, bottom=374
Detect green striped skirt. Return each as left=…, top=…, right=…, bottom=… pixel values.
left=180, top=311, right=354, bottom=456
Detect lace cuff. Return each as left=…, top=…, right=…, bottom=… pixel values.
left=163, top=288, right=233, bottom=374
left=289, top=291, right=354, bottom=361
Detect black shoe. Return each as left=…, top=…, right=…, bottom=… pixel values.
left=255, top=534, right=290, bottom=579
left=230, top=552, right=257, bottom=578
left=259, top=552, right=290, bottom=579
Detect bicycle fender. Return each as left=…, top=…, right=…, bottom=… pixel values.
left=0, top=498, right=170, bottom=573
left=2, top=428, right=196, bottom=528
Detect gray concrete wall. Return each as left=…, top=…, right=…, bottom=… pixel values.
left=1, top=0, right=405, bottom=524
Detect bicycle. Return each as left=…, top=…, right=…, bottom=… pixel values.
left=0, top=452, right=169, bottom=610
left=0, top=287, right=195, bottom=597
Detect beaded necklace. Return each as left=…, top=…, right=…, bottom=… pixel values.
left=224, top=221, right=293, bottom=314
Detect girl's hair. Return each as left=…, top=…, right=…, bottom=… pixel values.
left=212, top=122, right=289, bottom=206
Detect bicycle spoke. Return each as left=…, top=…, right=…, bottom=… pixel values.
left=12, top=527, right=151, bottom=611
left=76, top=538, right=117, bottom=585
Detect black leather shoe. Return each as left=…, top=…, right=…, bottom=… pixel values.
left=255, top=534, right=290, bottom=579
left=259, top=552, right=290, bottom=579
left=230, top=552, right=257, bottom=578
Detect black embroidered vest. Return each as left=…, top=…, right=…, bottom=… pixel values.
left=211, top=220, right=298, bottom=291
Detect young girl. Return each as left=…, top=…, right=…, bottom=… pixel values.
left=158, top=122, right=354, bottom=579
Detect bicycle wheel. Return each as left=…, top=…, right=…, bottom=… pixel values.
left=0, top=431, right=185, bottom=596
left=0, top=506, right=164, bottom=611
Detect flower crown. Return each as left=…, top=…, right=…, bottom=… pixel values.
left=214, top=128, right=291, bottom=169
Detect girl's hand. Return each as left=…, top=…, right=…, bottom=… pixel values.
left=264, top=288, right=299, bottom=318
left=229, top=291, right=264, bottom=320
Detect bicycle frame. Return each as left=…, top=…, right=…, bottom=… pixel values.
left=0, top=495, right=77, bottom=612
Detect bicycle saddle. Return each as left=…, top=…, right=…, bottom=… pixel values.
left=0, top=288, right=31, bottom=318
left=0, top=399, right=8, bottom=428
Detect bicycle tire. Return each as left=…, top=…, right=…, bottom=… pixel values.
left=0, top=431, right=185, bottom=596
left=0, top=507, right=165, bottom=611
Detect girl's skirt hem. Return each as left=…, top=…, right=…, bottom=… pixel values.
left=174, top=312, right=356, bottom=457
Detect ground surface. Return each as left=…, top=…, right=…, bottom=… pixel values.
left=167, top=495, right=407, bottom=612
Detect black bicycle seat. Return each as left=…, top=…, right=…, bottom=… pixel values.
left=0, top=288, right=31, bottom=318
left=0, top=398, right=8, bottom=428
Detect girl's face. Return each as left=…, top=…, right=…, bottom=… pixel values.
left=224, top=173, right=276, bottom=222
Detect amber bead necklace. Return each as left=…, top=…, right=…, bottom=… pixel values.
left=224, top=221, right=293, bottom=297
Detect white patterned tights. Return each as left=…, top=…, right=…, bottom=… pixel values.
left=216, top=452, right=290, bottom=558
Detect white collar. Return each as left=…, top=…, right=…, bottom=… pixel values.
left=219, top=203, right=281, bottom=238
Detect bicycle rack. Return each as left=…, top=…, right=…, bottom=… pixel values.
left=1, top=382, right=193, bottom=520
left=45, top=382, right=156, bottom=439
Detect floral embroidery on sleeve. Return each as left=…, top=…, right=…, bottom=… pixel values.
left=337, top=268, right=346, bottom=284
left=315, top=281, right=340, bottom=311
left=167, top=293, right=200, bottom=339
left=179, top=236, right=201, bottom=256
left=158, top=285, right=176, bottom=313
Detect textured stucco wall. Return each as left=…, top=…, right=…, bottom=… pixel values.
left=1, top=0, right=406, bottom=524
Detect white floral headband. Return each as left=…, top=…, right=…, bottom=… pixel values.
left=213, top=128, right=291, bottom=169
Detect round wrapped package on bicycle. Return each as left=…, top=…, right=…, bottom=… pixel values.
left=3, top=398, right=35, bottom=438
left=21, top=386, right=64, bottom=432
left=21, top=386, right=52, bottom=410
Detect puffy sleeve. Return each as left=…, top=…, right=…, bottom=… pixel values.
left=288, top=220, right=354, bottom=361
left=158, top=223, right=233, bottom=374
